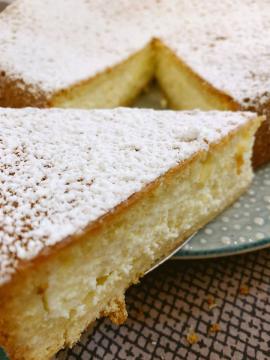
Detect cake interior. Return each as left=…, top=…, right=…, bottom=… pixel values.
left=51, top=41, right=236, bottom=112
left=0, top=118, right=259, bottom=360
left=51, top=44, right=155, bottom=109
left=155, top=41, right=239, bottom=111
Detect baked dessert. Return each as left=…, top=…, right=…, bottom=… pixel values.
left=0, top=107, right=262, bottom=360
left=0, top=0, right=269, bottom=167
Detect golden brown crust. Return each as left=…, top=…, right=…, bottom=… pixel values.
left=0, top=75, right=49, bottom=108
left=252, top=114, right=270, bottom=168
left=101, top=296, right=128, bottom=325
left=0, top=328, right=31, bottom=360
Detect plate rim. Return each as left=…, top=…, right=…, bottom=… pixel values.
left=173, top=237, right=270, bottom=259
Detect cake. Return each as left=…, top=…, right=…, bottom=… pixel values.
left=0, top=107, right=262, bottom=360
left=0, top=0, right=269, bottom=167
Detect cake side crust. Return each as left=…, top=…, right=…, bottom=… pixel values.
left=0, top=76, right=49, bottom=108
left=252, top=115, right=270, bottom=168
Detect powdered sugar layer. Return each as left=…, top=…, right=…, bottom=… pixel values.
left=0, top=0, right=157, bottom=97
left=162, top=0, right=270, bottom=108
left=0, top=108, right=254, bottom=284
left=0, top=0, right=270, bottom=107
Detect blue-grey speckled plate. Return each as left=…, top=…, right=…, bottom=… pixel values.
left=174, top=164, right=270, bottom=259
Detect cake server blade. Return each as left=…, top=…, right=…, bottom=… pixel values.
left=145, top=233, right=196, bottom=275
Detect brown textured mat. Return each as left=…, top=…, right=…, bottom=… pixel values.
left=58, top=249, right=270, bottom=360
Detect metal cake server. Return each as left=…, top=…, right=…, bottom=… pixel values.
left=145, top=234, right=195, bottom=275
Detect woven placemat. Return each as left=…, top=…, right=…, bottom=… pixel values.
left=56, top=249, right=270, bottom=360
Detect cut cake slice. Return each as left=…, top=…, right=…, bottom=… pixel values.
left=0, top=108, right=262, bottom=360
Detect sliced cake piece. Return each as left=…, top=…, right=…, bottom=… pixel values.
left=0, top=108, right=262, bottom=360
left=0, top=0, right=270, bottom=167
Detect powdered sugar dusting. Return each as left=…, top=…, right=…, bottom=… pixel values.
left=0, top=0, right=157, bottom=99
left=0, top=108, right=254, bottom=284
left=163, top=0, right=270, bottom=108
left=0, top=0, right=270, bottom=107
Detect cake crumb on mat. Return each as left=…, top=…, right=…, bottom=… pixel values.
left=209, top=323, right=221, bottom=333
left=207, top=295, right=218, bottom=310
left=186, top=329, right=199, bottom=345
left=239, top=284, right=250, bottom=295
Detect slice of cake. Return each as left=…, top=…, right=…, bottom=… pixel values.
left=0, top=108, right=262, bottom=360
left=0, top=0, right=269, bottom=167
